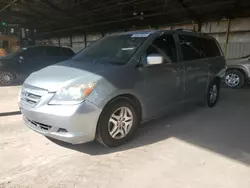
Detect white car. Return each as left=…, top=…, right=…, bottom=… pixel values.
left=225, top=55, right=250, bottom=88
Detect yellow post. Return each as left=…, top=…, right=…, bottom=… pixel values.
left=224, top=18, right=231, bottom=57
left=193, top=21, right=201, bottom=32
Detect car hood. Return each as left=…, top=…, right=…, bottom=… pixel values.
left=24, top=60, right=116, bottom=92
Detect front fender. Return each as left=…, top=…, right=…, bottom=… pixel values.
left=227, top=65, right=250, bottom=77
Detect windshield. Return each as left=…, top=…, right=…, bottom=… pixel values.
left=72, top=34, right=149, bottom=65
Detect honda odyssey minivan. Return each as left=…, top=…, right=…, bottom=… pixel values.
left=19, top=30, right=226, bottom=147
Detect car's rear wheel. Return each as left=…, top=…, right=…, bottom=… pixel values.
left=96, top=99, right=139, bottom=147
left=0, top=71, right=15, bottom=86
left=225, top=70, right=245, bottom=89
left=207, top=81, right=220, bottom=108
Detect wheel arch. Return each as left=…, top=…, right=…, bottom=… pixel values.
left=226, top=67, right=247, bottom=81
left=214, top=76, right=221, bottom=85
left=208, top=75, right=221, bottom=86
left=101, top=94, right=143, bottom=121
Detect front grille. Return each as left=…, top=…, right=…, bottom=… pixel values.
left=28, top=119, right=52, bottom=131
left=21, top=85, right=47, bottom=106
left=21, top=91, right=41, bottom=105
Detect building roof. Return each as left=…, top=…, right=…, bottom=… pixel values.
left=0, top=0, right=250, bottom=37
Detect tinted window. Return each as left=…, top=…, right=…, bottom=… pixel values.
left=147, top=34, right=177, bottom=63
left=61, top=48, right=75, bottom=57
left=201, top=38, right=221, bottom=57
left=179, top=35, right=203, bottom=61
left=46, top=47, right=61, bottom=56
left=20, top=47, right=44, bottom=58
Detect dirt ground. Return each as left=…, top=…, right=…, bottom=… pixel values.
left=1, top=86, right=250, bottom=188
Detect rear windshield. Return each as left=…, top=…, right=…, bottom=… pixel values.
left=45, top=46, right=75, bottom=57
left=72, top=34, right=149, bottom=65
left=61, top=48, right=75, bottom=57
left=201, top=37, right=222, bottom=58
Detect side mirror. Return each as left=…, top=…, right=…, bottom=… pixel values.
left=147, top=54, right=164, bottom=65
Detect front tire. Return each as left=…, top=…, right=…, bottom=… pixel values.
left=0, top=71, right=15, bottom=86
left=225, top=70, right=245, bottom=89
left=207, top=81, right=220, bottom=108
left=96, top=99, right=139, bottom=147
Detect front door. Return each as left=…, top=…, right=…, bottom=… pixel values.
left=142, top=34, right=184, bottom=117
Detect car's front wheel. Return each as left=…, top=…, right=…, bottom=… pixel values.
left=0, top=71, right=15, bottom=86
left=96, top=99, right=139, bottom=147
left=225, top=70, right=245, bottom=89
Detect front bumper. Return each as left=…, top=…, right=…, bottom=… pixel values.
left=20, top=101, right=102, bottom=144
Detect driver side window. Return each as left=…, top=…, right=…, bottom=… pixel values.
left=146, top=34, right=177, bottom=64
left=20, top=47, right=45, bottom=59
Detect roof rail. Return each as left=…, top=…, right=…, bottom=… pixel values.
left=175, top=28, right=208, bottom=36
left=175, top=28, right=195, bottom=32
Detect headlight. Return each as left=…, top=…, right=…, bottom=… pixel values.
left=49, top=82, right=96, bottom=105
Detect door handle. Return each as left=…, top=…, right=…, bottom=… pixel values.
left=174, top=68, right=182, bottom=73
left=163, top=67, right=182, bottom=73
left=187, top=66, right=193, bottom=71
left=187, top=66, right=199, bottom=71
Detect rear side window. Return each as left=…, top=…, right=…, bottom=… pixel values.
left=20, top=47, right=45, bottom=58
left=46, top=47, right=61, bottom=56
left=61, top=48, right=75, bottom=57
left=179, top=35, right=203, bottom=61
left=201, top=38, right=221, bottom=58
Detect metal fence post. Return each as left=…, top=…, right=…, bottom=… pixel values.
left=224, top=18, right=231, bottom=57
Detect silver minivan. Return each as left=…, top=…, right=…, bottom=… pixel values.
left=19, top=30, right=226, bottom=147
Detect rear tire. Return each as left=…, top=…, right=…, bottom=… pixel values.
left=96, top=99, right=139, bottom=147
left=0, top=71, right=15, bottom=86
left=225, top=70, right=245, bottom=89
left=207, top=81, right=220, bottom=108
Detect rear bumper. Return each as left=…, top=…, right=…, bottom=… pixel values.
left=20, top=101, right=102, bottom=144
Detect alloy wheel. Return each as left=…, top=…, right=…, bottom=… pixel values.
left=0, top=72, right=14, bottom=85
left=108, top=107, right=133, bottom=140
left=225, top=73, right=240, bottom=87
left=209, top=84, right=218, bottom=104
